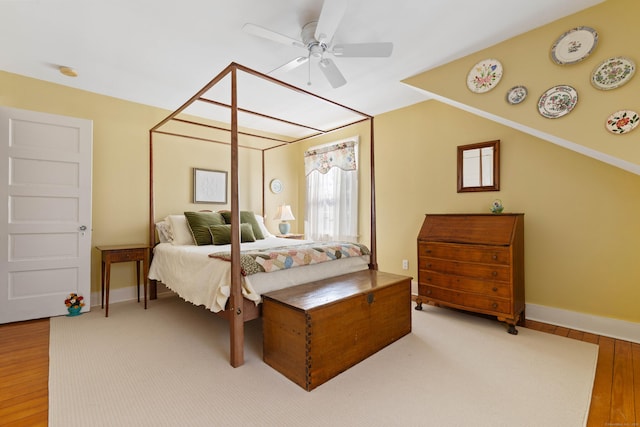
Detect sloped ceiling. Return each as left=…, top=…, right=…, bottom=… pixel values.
left=403, top=0, right=640, bottom=175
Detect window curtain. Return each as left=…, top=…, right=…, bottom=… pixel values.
left=304, top=139, right=358, bottom=242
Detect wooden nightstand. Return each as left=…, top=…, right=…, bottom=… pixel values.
left=96, top=244, right=150, bottom=317
left=276, top=233, right=305, bottom=239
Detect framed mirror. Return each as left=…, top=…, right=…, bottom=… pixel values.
left=457, top=140, right=500, bottom=192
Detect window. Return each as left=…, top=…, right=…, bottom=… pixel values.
left=304, top=138, right=359, bottom=242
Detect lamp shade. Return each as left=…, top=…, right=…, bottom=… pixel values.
left=274, top=205, right=295, bottom=221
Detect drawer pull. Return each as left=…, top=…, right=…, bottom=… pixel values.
left=427, top=263, right=432, bottom=268
left=492, top=271, right=498, bottom=277
left=492, top=303, right=498, bottom=309
left=492, top=254, right=498, bottom=260
left=426, top=290, right=432, bottom=295
left=492, top=287, right=498, bottom=292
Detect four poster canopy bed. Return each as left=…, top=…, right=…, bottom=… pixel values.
left=148, top=63, right=410, bottom=371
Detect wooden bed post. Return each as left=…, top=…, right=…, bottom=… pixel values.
left=148, top=63, right=378, bottom=368
left=229, top=65, right=245, bottom=367
left=148, top=130, right=158, bottom=299
left=369, top=118, right=378, bottom=270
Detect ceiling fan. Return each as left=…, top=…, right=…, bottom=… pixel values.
left=242, top=0, right=393, bottom=88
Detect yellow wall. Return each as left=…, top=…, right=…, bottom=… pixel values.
left=375, top=100, right=640, bottom=323
left=1, top=0, right=638, bottom=323
left=0, top=71, right=277, bottom=295
left=404, top=0, right=640, bottom=170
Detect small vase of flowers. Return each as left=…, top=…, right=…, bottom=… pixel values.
left=65, top=293, right=85, bottom=316
left=490, top=199, right=504, bottom=214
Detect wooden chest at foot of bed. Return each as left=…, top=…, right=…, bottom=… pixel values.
left=262, top=270, right=412, bottom=391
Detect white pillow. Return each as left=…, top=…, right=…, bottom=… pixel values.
left=167, top=214, right=195, bottom=245
left=254, top=214, right=274, bottom=238
left=155, top=221, right=172, bottom=243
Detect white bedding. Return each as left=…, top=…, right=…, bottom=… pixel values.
left=148, top=237, right=370, bottom=312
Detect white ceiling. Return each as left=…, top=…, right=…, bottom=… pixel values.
left=1, top=0, right=604, bottom=122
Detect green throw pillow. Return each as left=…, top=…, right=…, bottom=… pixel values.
left=184, top=211, right=225, bottom=246
left=219, top=210, right=265, bottom=240
left=209, top=223, right=256, bottom=245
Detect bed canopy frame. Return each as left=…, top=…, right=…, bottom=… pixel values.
left=149, top=62, right=379, bottom=367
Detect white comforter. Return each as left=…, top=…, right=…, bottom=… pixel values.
left=148, top=237, right=370, bottom=312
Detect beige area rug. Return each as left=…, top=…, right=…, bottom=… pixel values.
left=50, top=295, right=598, bottom=427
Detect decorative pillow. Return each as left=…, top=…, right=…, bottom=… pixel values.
left=254, top=214, right=274, bottom=238
left=167, top=214, right=195, bottom=245
left=155, top=221, right=172, bottom=243
left=184, top=211, right=225, bottom=246
left=219, top=210, right=265, bottom=240
left=209, top=223, right=256, bottom=245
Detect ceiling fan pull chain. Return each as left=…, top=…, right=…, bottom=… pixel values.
left=307, top=53, right=312, bottom=86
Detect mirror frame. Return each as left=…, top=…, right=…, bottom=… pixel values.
left=457, top=140, right=500, bottom=193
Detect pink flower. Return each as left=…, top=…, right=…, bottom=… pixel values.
left=616, top=117, right=630, bottom=128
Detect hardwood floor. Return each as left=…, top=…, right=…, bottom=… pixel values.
left=0, top=316, right=637, bottom=426
left=0, top=318, right=48, bottom=427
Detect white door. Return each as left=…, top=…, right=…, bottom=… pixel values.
left=0, top=107, right=92, bottom=323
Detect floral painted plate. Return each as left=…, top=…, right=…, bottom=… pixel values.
left=550, top=26, right=598, bottom=65
left=506, top=86, right=528, bottom=105
left=537, top=85, right=578, bottom=119
left=466, top=59, right=503, bottom=93
left=591, top=56, right=636, bottom=90
left=605, top=110, right=639, bottom=134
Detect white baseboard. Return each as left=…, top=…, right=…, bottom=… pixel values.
left=90, top=283, right=172, bottom=308
left=525, top=303, right=640, bottom=344
left=100, top=284, right=640, bottom=345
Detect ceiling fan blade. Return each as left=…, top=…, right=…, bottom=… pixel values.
left=242, top=23, right=305, bottom=49
left=269, top=56, right=309, bottom=74
left=314, top=0, right=347, bottom=45
left=332, top=42, right=394, bottom=57
left=318, top=58, right=347, bottom=88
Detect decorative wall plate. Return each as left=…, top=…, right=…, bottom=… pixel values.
left=269, top=179, right=283, bottom=194
left=506, top=86, right=528, bottom=105
left=466, top=59, right=503, bottom=93
left=605, top=110, right=639, bottom=134
left=537, top=85, right=578, bottom=119
left=550, top=26, right=598, bottom=65
left=591, top=56, right=636, bottom=90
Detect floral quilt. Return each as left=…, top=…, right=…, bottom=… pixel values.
left=209, top=242, right=370, bottom=276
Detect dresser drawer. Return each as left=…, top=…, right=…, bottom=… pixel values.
left=418, top=285, right=511, bottom=315
left=104, top=249, right=147, bottom=263
left=419, top=257, right=510, bottom=282
left=418, top=270, right=511, bottom=298
left=418, top=242, right=510, bottom=265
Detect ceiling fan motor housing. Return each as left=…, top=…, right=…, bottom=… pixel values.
left=302, top=21, right=326, bottom=57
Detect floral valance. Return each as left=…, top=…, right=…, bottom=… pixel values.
left=304, top=140, right=357, bottom=175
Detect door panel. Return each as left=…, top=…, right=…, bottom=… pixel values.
left=0, top=107, right=92, bottom=323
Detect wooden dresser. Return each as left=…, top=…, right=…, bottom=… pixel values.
left=416, top=214, right=524, bottom=334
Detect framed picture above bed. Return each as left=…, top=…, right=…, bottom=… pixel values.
left=193, top=168, right=227, bottom=204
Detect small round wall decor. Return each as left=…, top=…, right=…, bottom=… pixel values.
left=537, top=85, right=578, bottom=119
left=466, top=59, right=503, bottom=93
left=550, top=26, right=598, bottom=65
left=506, top=86, right=528, bottom=105
left=605, top=110, right=639, bottom=134
left=269, top=179, right=283, bottom=194
left=591, top=56, right=636, bottom=90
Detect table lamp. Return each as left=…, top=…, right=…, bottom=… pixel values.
left=274, top=205, right=295, bottom=235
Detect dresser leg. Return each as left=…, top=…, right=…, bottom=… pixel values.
left=507, top=324, right=518, bottom=335
left=414, top=298, right=423, bottom=311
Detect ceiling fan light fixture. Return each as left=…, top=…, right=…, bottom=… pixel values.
left=59, top=66, right=78, bottom=77
left=242, top=0, right=392, bottom=89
